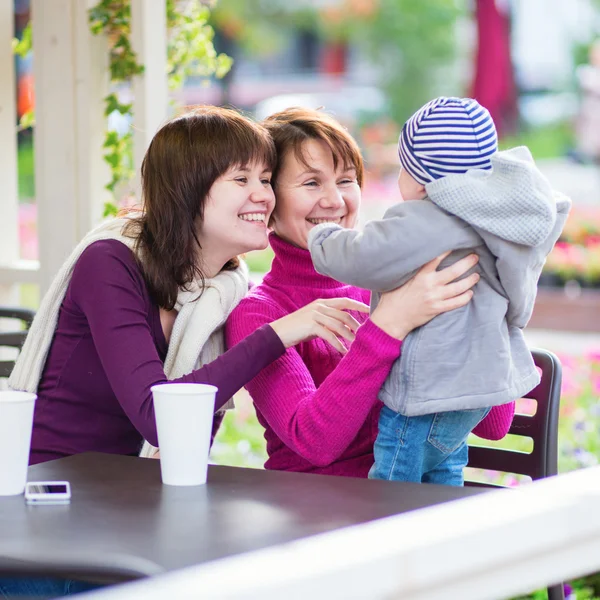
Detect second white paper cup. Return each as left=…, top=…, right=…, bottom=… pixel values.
left=0, top=391, right=37, bottom=496
left=151, top=383, right=217, bottom=486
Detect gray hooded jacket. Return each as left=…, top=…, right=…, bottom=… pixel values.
left=308, top=147, right=571, bottom=416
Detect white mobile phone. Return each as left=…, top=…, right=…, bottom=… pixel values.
left=24, top=481, right=71, bottom=505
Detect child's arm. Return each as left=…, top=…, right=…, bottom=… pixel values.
left=308, top=201, right=481, bottom=292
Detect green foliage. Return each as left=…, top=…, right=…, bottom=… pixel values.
left=213, top=0, right=465, bottom=125
left=343, top=0, right=467, bottom=124
left=89, top=1, right=145, bottom=84
left=499, top=122, right=574, bottom=159
left=88, top=1, right=143, bottom=214
left=210, top=391, right=267, bottom=468
left=17, top=110, right=35, bottom=131
left=102, top=130, right=134, bottom=198
left=17, top=137, right=35, bottom=200
left=212, top=0, right=315, bottom=57
left=12, top=21, right=31, bottom=57
left=572, top=572, right=600, bottom=599
left=244, top=247, right=274, bottom=274
left=88, top=0, right=233, bottom=214
left=19, top=284, right=40, bottom=312
left=166, top=0, right=233, bottom=90
left=104, top=92, right=132, bottom=117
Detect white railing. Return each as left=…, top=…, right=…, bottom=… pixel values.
left=84, top=466, right=600, bottom=600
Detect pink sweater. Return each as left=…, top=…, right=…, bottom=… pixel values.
left=226, top=234, right=515, bottom=478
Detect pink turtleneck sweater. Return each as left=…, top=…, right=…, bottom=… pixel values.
left=226, top=234, right=515, bottom=478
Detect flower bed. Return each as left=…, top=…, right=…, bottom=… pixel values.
left=529, top=206, right=600, bottom=332
left=541, top=206, right=600, bottom=288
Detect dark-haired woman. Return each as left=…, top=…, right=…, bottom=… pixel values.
left=10, top=106, right=371, bottom=467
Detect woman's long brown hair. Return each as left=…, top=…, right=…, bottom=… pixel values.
left=125, top=106, right=276, bottom=310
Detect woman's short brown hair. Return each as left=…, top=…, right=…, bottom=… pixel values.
left=127, top=105, right=276, bottom=310
left=262, top=107, right=364, bottom=188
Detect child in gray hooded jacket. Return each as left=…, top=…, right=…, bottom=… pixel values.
left=308, top=97, right=570, bottom=486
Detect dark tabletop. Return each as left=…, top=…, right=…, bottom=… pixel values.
left=0, top=453, right=486, bottom=582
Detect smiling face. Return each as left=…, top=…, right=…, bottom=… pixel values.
left=270, top=139, right=361, bottom=249
left=198, top=160, right=275, bottom=275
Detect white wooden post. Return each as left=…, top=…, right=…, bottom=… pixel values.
left=130, top=0, right=168, bottom=199
left=74, top=0, right=112, bottom=244
left=0, top=0, right=20, bottom=308
left=31, top=0, right=110, bottom=295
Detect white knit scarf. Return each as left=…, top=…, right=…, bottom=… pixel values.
left=8, top=215, right=249, bottom=457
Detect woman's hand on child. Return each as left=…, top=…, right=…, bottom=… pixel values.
left=371, top=252, right=480, bottom=340
left=270, top=298, right=369, bottom=353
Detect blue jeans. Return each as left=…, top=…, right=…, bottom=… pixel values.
left=369, top=405, right=490, bottom=486
left=0, top=577, right=102, bottom=598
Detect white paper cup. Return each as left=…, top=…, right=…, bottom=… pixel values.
left=0, top=391, right=37, bottom=496
left=151, top=383, right=217, bottom=486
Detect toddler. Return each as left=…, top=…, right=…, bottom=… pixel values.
left=308, top=97, right=571, bottom=486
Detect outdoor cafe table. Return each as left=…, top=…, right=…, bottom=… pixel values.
left=0, top=452, right=485, bottom=583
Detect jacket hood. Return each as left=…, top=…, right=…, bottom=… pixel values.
left=425, top=146, right=556, bottom=247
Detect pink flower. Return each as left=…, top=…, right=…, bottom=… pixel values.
left=585, top=349, right=600, bottom=364
left=561, top=367, right=583, bottom=399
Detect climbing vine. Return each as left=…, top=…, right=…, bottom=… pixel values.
left=13, top=0, right=233, bottom=216
left=12, top=2, right=232, bottom=216
left=88, top=0, right=232, bottom=215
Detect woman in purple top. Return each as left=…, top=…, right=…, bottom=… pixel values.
left=17, top=105, right=480, bottom=471
left=17, top=106, right=376, bottom=467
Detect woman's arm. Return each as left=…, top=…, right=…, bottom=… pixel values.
left=472, top=402, right=516, bottom=440
left=226, top=300, right=402, bottom=467
left=226, top=252, right=482, bottom=467
left=71, top=241, right=286, bottom=447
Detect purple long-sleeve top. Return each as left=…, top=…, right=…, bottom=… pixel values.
left=29, top=239, right=285, bottom=465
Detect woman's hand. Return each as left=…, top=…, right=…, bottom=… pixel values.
left=270, top=298, right=369, bottom=353
left=371, top=252, right=480, bottom=340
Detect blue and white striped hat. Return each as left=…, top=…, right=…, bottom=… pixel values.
left=398, top=97, right=498, bottom=185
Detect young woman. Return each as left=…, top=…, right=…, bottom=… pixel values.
left=226, top=107, right=514, bottom=477
left=10, top=106, right=370, bottom=467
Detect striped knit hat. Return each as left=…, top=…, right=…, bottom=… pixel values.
left=398, top=97, right=498, bottom=185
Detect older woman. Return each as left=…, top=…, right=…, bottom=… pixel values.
left=226, top=107, right=514, bottom=477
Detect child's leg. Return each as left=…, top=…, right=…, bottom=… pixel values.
left=369, top=406, right=433, bottom=482
left=421, top=408, right=491, bottom=486
left=422, top=442, right=469, bottom=486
